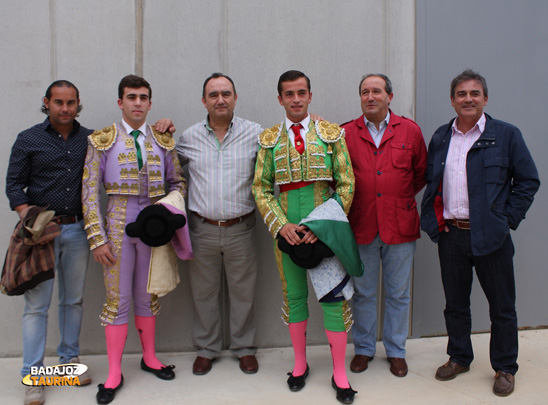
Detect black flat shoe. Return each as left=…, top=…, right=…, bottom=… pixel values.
left=287, top=364, right=310, bottom=392
left=331, top=376, right=357, bottom=404
left=140, top=358, right=175, bottom=380
left=96, top=375, right=124, bottom=404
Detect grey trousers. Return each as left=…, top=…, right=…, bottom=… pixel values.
left=188, top=212, right=258, bottom=359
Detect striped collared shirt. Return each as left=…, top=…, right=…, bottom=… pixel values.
left=176, top=115, right=262, bottom=220
left=443, top=114, right=486, bottom=220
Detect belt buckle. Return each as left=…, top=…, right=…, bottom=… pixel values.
left=217, top=219, right=228, bottom=226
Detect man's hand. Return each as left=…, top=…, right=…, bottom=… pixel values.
left=14, top=204, right=29, bottom=219
left=300, top=228, right=318, bottom=244
left=310, top=113, right=324, bottom=122
left=93, top=244, right=116, bottom=266
left=279, top=224, right=318, bottom=245
left=153, top=118, right=176, bottom=134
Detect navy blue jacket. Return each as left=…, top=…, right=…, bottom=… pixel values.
left=421, top=114, right=540, bottom=255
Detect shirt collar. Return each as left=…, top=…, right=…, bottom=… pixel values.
left=285, top=114, right=310, bottom=132
left=43, top=117, right=81, bottom=137
left=204, top=115, right=235, bottom=132
left=364, top=110, right=390, bottom=129
left=122, top=119, right=147, bottom=137
left=452, top=113, right=486, bottom=135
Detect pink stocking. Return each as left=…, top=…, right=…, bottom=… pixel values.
left=135, top=315, right=164, bottom=369
left=104, top=324, right=128, bottom=388
left=326, top=330, right=349, bottom=388
left=288, top=320, right=308, bottom=376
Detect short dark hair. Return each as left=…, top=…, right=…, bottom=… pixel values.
left=41, top=80, right=83, bottom=116
left=202, top=73, right=237, bottom=98
left=450, top=69, right=488, bottom=98
left=118, top=75, right=152, bottom=100
left=358, top=74, right=393, bottom=95
left=277, top=70, right=310, bottom=96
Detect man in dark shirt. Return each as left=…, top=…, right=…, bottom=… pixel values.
left=6, top=80, right=175, bottom=405
left=6, top=80, right=92, bottom=405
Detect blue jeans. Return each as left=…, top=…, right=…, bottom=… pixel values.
left=21, top=221, right=90, bottom=377
left=438, top=225, right=518, bottom=374
left=351, top=234, right=415, bottom=358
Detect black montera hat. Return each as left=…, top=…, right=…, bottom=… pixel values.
left=277, top=232, right=335, bottom=269
left=125, top=204, right=186, bottom=247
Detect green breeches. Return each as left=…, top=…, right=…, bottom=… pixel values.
left=274, top=183, right=351, bottom=332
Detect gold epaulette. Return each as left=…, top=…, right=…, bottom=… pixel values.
left=316, top=120, right=343, bottom=143
left=258, top=124, right=281, bottom=148
left=151, top=127, right=175, bottom=151
left=89, top=124, right=117, bottom=151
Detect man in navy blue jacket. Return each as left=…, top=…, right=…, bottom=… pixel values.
left=421, top=69, right=539, bottom=397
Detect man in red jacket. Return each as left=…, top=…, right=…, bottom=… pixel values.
left=342, top=74, right=427, bottom=377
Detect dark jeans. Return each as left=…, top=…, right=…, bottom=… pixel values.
left=438, top=224, right=518, bottom=375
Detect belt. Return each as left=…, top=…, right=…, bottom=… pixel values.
left=279, top=181, right=315, bottom=193
left=447, top=218, right=470, bottom=230
left=56, top=215, right=82, bottom=224
left=193, top=211, right=254, bottom=227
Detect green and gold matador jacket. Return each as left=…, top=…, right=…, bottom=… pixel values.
left=252, top=119, right=354, bottom=238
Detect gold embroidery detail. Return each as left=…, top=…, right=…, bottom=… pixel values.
left=119, top=168, right=129, bottom=179
left=150, top=296, right=161, bottom=316
left=317, top=120, right=342, bottom=143
left=100, top=197, right=128, bottom=325
left=259, top=124, right=281, bottom=148
left=89, top=124, right=117, bottom=150
left=127, top=151, right=137, bottom=163
left=118, top=153, right=127, bottom=165
left=151, top=127, right=175, bottom=150
left=274, top=245, right=290, bottom=324
left=342, top=301, right=353, bottom=332
left=144, top=142, right=153, bottom=152
left=129, top=168, right=139, bottom=179
left=150, top=170, right=162, bottom=181
left=125, top=137, right=135, bottom=149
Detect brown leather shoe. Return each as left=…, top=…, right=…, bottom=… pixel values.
left=239, top=355, right=259, bottom=374
left=350, top=355, right=373, bottom=373
left=493, top=371, right=514, bottom=397
left=192, top=356, right=213, bottom=375
left=387, top=357, right=408, bottom=377
left=435, top=360, right=470, bottom=381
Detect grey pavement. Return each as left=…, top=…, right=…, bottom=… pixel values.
left=3, top=329, right=546, bottom=405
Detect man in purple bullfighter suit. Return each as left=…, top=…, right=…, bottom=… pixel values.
left=82, top=75, right=187, bottom=404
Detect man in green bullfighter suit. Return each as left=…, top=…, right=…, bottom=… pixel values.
left=253, top=70, right=358, bottom=404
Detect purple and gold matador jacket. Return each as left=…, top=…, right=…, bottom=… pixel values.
left=82, top=123, right=187, bottom=250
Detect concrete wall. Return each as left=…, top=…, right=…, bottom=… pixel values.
left=0, top=0, right=416, bottom=356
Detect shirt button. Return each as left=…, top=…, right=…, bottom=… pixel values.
left=67, top=151, right=71, bottom=154
left=373, top=151, right=377, bottom=155
left=66, top=188, right=70, bottom=191
left=377, top=193, right=382, bottom=197
left=68, top=169, right=71, bottom=172
left=377, top=171, right=382, bottom=175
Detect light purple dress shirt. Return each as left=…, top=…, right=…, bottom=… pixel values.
left=443, top=113, right=486, bottom=220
